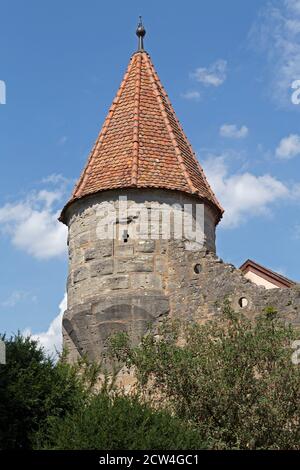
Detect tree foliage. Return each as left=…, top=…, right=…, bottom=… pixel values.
left=38, top=392, right=204, bottom=450
left=0, top=334, right=94, bottom=449
left=110, top=304, right=300, bottom=449
left=2, top=304, right=300, bottom=450
left=0, top=333, right=204, bottom=450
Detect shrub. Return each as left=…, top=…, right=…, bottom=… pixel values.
left=0, top=334, right=93, bottom=449
left=110, top=303, right=300, bottom=449
left=38, top=391, right=204, bottom=450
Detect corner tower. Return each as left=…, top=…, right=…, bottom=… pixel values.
left=60, top=20, right=223, bottom=362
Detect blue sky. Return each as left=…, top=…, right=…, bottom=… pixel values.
left=0, top=0, right=299, bottom=353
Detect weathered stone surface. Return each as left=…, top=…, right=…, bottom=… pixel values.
left=116, top=255, right=154, bottom=273
left=109, top=275, right=129, bottom=290
left=73, top=267, right=88, bottom=284
left=155, top=255, right=167, bottom=273
left=84, top=248, right=97, bottom=261
left=62, top=189, right=300, bottom=364
left=90, top=259, right=114, bottom=276
left=135, top=240, right=156, bottom=253
left=131, top=273, right=162, bottom=290
left=166, top=240, right=300, bottom=326
left=74, top=232, right=90, bottom=248
left=114, top=243, right=134, bottom=257
left=95, top=240, right=113, bottom=257
left=63, top=292, right=169, bottom=362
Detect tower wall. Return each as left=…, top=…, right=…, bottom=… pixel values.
left=63, top=188, right=300, bottom=364
left=62, top=188, right=218, bottom=361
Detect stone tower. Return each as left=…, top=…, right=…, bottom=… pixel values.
left=60, top=21, right=300, bottom=362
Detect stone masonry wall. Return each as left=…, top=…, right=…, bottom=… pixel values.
left=62, top=189, right=300, bottom=363
left=63, top=189, right=218, bottom=362
left=167, top=241, right=300, bottom=325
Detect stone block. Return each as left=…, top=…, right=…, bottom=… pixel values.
left=94, top=240, right=113, bottom=257
left=131, top=273, right=162, bottom=290
left=135, top=240, right=155, bottom=253
left=90, top=259, right=114, bottom=277
left=83, top=241, right=113, bottom=262
left=109, top=276, right=129, bottom=290
left=155, top=255, right=167, bottom=273
left=116, top=255, right=154, bottom=273
left=114, top=243, right=134, bottom=257
left=74, top=232, right=90, bottom=248
left=158, top=240, right=168, bottom=254
left=84, top=248, right=97, bottom=261
left=73, top=266, right=88, bottom=284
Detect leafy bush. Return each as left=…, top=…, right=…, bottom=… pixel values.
left=38, top=392, right=204, bottom=450
left=110, top=303, right=300, bottom=449
left=3, top=302, right=300, bottom=450
left=0, top=334, right=93, bottom=449
left=0, top=333, right=204, bottom=450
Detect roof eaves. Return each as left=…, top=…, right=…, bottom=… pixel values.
left=240, top=259, right=296, bottom=287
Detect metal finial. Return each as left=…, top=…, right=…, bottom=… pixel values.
left=136, top=16, right=146, bottom=51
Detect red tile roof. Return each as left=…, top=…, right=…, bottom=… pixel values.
left=60, top=51, right=223, bottom=223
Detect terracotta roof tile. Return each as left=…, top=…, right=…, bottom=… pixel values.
left=60, top=51, right=223, bottom=223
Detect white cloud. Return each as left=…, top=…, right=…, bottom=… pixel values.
left=191, top=59, right=227, bottom=87
left=24, top=294, right=67, bottom=358
left=276, top=134, right=300, bottom=159
left=220, top=124, right=249, bottom=139
left=1, top=290, right=37, bottom=308
left=0, top=177, right=68, bottom=259
left=41, top=174, right=70, bottom=185
left=250, top=0, right=300, bottom=106
left=203, top=155, right=289, bottom=228
left=181, top=90, right=201, bottom=101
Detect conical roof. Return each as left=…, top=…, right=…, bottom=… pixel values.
left=60, top=50, right=223, bottom=223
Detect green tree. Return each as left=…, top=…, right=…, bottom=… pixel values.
left=0, top=334, right=94, bottom=449
left=38, top=392, right=204, bottom=450
left=110, top=304, right=300, bottom=449
left=0, top=333, right=204, bottom=450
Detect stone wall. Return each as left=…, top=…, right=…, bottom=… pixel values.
left=62, top=189, right=300, bottom=363
left=63, top=189, right=218, bottom=361
left=167, top=241, right=300, bottom=325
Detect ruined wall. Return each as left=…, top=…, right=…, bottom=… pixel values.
left=167, top=241, right=300, bottom=325
left=62, top=189, right=300, bottom=363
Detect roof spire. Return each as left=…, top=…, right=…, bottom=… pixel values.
left=60, top=43, right=224, bottom=224
left=136, top=16, right=146, bottom=51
